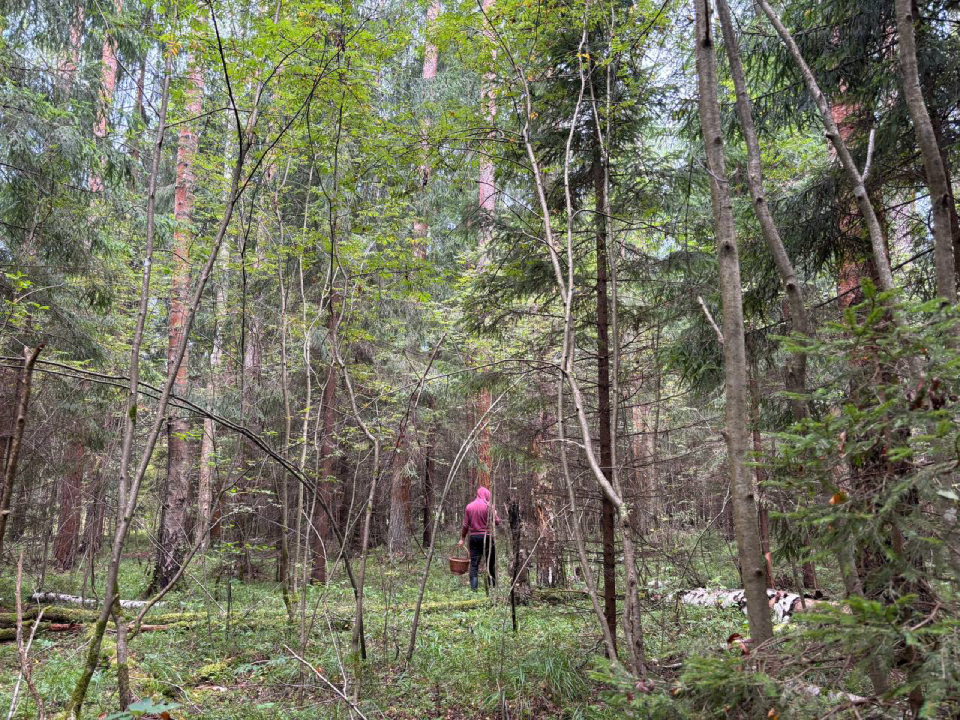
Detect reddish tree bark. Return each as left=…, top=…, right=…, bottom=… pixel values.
left=56, top=2, right=84, bottom=97
left=80, top=467, right=106, bottom=558
left=89, top=0, right=123, bottom=193
left=151, top=58, right=203, bottom=592
left=53, top=437, right=84, bottom=569
left=469, top=388, right=492, bottom=491
left=468, top=0, right=496, bottom=498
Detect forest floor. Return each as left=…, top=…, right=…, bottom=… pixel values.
left=0, top=533, right=763, bottom=719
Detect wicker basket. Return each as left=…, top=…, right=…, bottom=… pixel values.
left=449, top=548, right=469, bottom=575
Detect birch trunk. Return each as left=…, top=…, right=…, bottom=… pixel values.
left=197, top=246, right=228, bottom=551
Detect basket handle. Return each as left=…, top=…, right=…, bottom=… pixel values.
left=452, top=542, right=467, bottom=559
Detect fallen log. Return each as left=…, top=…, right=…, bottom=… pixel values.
left=676, top=588, right=833, bottom=623
left=0, top=622, right=81, bottom=642
left=29, top=592, right=159, bottom=610
left=0, top=606, right=202, bottom=626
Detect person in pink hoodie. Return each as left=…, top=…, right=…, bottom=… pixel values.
left=458, top=486, right=501, bottom=591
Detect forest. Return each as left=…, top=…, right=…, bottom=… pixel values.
left=1, top=0, right=959, bottom=716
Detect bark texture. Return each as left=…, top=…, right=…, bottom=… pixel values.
left=89, top=0, right=123, bottom=193
left=197, top=249, right=228, bottom=551
left=53, top=436, right=84, bottom=569
left=715, top=0, right=811, bottom=414
left=693, top=0, right=773, bottom=644
left=594, top=156, right=618, bottom=646
left=0, top=345, right=42, bottom=558
left=152, top=58, right=203, bottom=592
left=387, top=432, right=411, bottom=555
left=310, top=294, right=339, bottom=583
left=894, top=0, right=956, bottom=303
left=532, top=406, right=562, bottom=587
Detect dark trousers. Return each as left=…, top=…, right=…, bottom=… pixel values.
left=468, top=534, right=496, bottom=590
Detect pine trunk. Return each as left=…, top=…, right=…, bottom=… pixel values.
left=89, top=0, right=123, bottom=193
left=152, top=58, right=203, bottom=592
left=53, top=437, right=84, bottom=570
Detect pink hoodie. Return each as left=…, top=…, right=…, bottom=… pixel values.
left=461, top=486, right=501, bottom=538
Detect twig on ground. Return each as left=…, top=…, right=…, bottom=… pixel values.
left=13, top=552, right=45, bottom=719
left=283, top=644, right=370, bottom=720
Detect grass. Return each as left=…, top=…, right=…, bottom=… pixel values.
left=0, top=532, right=784, bottom=718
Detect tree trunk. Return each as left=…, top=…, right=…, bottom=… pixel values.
left=0, top=346, right=42, bottom=559
left=89, top=0, right=123, bottom=193
left=54, top=436, right=84, bottom=570
left=80, top=467, right=106, bottom=559
left=894, top=0, right=956, bottom=303
left=197, top=248, right=227, bottom=552
left=310, top=296, right=338, bottom=584
left=469, top=0, right=496, bottom=498
left=715, top=0, right=811, bottom=416
left=469, top=389, right=492, bottom=490
left=694, top=0, right=773, bottom=644
left=631, top=399, right=658, bottom=537
left=533, top=406, right=563, bottom=587
left=238, top=264, right=263, bottom=580
left=422, top=431, right=434, bottom=548
left=928, top=113, right=960, bottom=283
left=594, top=155, right=618, bottom=647
left=748, top=372, right=775, bottom=589
left=388, top=432, right=411, bottom=555
left=56, top=1, right=84, bottom=97
left=152, top=58, right=203, bottom=592
left=477, top=0, right=496, bottom=252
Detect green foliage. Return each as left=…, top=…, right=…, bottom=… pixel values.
left=105, top=698, right=181, bottom=720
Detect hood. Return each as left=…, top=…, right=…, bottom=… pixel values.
left=476, top=486, right=491, bottom=502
